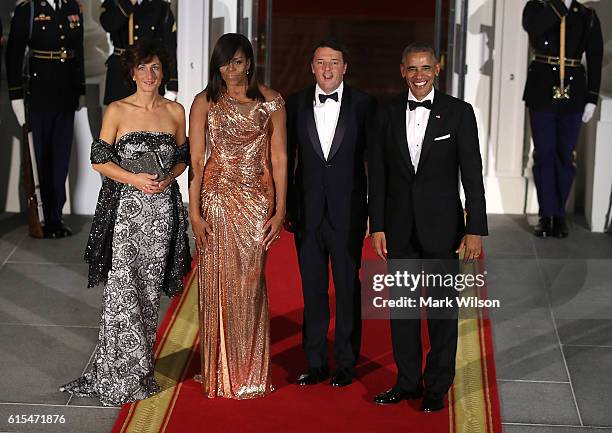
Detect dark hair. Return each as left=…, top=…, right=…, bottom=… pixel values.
left=122, top=42, right=172, bottom=92
left=311, top=38, right=349, bottom=63
left=205, top=33, right=263, bottom=103
left=401, top=42, right=438, bottom=63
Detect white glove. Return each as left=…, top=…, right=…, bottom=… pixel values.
left=11, top=99, right=26, bottom=127
left=77, top=95, right=86, bottom=110
left=564, top=0, right=572, bottom=9
left=582, top=103, right=596, bottom=123
left=164, top=90, right=178, bottom=102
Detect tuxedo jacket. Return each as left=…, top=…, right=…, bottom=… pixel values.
left=368, top=90, right=488, bottom=255
left=286, top=84, right=375, bottom=233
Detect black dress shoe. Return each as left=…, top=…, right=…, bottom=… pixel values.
left=43, top=223, right=73, bottom=239
left=330, top=367, right=353, bottom=387
left=373, top=387, right=424, bottom=405
left=58, top=223, right=73, bottom=237
left=552, top=216, right=569, bottom=238
left=534, top=216, right=553, bottom=238
left=421, top=395, right=444, bottom=412
left=297, top=366, right=330, bottom=386
left=43, top=226, right=61, bottom=239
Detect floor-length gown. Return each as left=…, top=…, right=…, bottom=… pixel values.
left=61, top=132, right=190, bottom=406
left=198, top=93, right=284, bottom=399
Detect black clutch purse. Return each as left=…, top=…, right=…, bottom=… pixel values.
left=120, top=152, right=167, bottom=180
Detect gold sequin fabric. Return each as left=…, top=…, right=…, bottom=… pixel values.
left=198, top=93, right=284, bottom=399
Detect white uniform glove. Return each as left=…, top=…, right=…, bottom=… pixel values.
left=164, top=90, right=178, bottom=102
left=11, top=99, right=26, bottom=127
left=564, top=0, right=572, bottom=9
left=582, top=102, right=596, bottom=123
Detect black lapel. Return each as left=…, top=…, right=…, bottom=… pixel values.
left=303, top=86, right=326, bottom=162
left=327, top=85, right=351, bottom=161
left=416, top=89, right=450, bottom=172
left=393, top=92, right=415, bottom=175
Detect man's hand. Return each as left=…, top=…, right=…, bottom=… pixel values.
left=456, top=234, right=482, bottom=262
left=11, top=99, right=26, bottom=127
left=582, top=103, right=596, bottom=123
left=371, top=231, right=387, bottom=261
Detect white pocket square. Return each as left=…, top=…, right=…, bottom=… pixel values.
left=434, top=134, right=451, bottom=141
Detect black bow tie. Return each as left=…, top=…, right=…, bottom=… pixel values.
left=408, top=99, right=433, bottom=111
left=318, top=92, right=339, bottom=103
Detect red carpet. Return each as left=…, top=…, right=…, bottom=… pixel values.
left=111, top=231, right=501, bottom=433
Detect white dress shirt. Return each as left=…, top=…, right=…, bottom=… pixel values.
left=406, top=87, right=435, bottom=172
left=314, top=82, right=344, bottom=160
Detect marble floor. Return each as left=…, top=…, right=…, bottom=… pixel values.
left=0, top=212, right=611, bottom=433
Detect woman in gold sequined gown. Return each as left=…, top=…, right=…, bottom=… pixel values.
left=188, top=33, right=287, bottom=399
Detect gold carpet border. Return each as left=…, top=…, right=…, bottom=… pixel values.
left=120, top=271, right=200, bottom=433
left=449, top=262, right=494, bottom=433
left=115, top=261, right=497, bottom=433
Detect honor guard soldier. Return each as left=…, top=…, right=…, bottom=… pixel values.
left=6, top=0, right=86, bottom=238
left=100, top=0, right=177, bottom=104
left=523, top=0, right=603, bottom=238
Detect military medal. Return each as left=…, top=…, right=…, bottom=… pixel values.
left=34, top=14, right=51, bottom=21
left=67, top=14, right=80, bottom=29
left=552, top=16, right=570, bottom=100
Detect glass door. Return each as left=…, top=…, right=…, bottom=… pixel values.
left=435, top=0, right=469, bottom=98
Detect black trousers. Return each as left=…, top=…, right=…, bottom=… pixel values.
left=388, top=228, right=459, bottom=398
left=530, top=110, right=583, bottom=217
left=295, top=218, right=363, bottom=369
left=30, top=111, right=74, bottom=230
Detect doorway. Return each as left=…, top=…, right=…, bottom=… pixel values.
left=253, top=0, right=469, bottom=100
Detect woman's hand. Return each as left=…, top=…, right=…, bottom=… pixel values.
left=262, top=212, right=284, bottom=250
left=191, top=213, right=213, bottom=251
left=130, top=173, right=159, bottom=195
left=150, top=175, right=173, bottom=194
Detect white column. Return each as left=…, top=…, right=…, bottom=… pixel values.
left=68, top=0, right=110, bottom=215
left=584, top=95, right=612, bottom=232
left=176, top=0, right=212, bottom=200
left=480, top=0, right=530, bottom=214
left=463, top=0, right=494, bottom=181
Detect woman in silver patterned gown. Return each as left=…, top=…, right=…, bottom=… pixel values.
left=60, top=43, right=191, bottom=406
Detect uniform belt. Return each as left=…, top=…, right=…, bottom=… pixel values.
left=31, top=49, right=76, bottom=61
left=113, top=47, right=127, bottom=56
left=533, top=54, right=581, bottom=67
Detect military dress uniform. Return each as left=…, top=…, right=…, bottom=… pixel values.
left=100, top=0, right=177, bottom=105
left=522, top=0, right=603, bottom=237
left=6, top=0, right=85, bottom=237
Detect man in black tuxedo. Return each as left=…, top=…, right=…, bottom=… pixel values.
left=286, top=39, right=374, bottom=387
left=368, top=43, right=487, bottom=412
